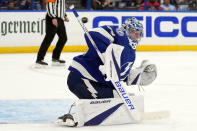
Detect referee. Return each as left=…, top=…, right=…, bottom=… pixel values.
left=36, top=0, right=69, bottom=67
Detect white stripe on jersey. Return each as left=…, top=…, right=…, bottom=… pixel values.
left=46, top=0, right=66, bottom=20
left=91, top=27, right=114, bottom=43
left=70, top=60, right=97, bottom=82
left=47, top=2, right=56, bottom=18
left=82, top=79, right=98, bottom=98
left=57, top=0, right=60, bottom=18
left=120, top=62, right=133, bottom=79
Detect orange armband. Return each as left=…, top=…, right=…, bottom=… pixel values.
left=46, top=0, right=55, bottom=3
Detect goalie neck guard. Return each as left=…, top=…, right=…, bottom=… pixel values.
left=121, top=17, right=144, bottom=49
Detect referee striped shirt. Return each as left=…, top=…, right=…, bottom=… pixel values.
left=46, top=0, right=67, bottom=20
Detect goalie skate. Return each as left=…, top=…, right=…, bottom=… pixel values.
left=55, top=113, right=78, bottom=127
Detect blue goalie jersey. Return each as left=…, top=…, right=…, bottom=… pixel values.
left=68, top=25, right=136, bottom=89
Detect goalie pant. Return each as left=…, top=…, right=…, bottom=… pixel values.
left=72, top=95, right=144, bottom=127
left=67, top=71, right=117, bottom=99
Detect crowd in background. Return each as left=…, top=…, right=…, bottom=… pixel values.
left=0, top=0, right=197, bottom=11
left=0, top=0, right=45, bottom=10
left=89, top=0, right=197, bottom=11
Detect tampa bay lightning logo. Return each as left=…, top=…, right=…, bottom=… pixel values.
left=116, top=28, right=124, bottom=36
left=120, top=62, right=133, bottom=79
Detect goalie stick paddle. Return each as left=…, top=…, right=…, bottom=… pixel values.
left=141, top=110, right=170, bottom=121
left=69, top=5, right=141, bottom=122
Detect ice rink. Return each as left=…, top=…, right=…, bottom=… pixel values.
left=0, top=51, right=197, bottom=131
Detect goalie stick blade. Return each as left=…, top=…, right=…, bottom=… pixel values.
left=141, top=110, right=170, bottom=121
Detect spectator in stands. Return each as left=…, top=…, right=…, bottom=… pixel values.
left=34, top=0, right=42, bottom=10
left=170, top=0, right=178, bottom=7
left=19, top=0, right=32, bottom=10
left=0, top=0, right=6, bottom=7
left=91, top=0, right=112, bottom=10
left=188, top=0, right=197, bottom=10
left=178, top=0, right=189, bottom=11
left=121, top=0, right=132, bottom=7
left=40, top=0, right=46, bottom=9
left=115, top=0, right=131, bottom=8
left=101, top=0, right=112, bottom=9
left=81, top=0, right=87, bottom=9
left=131, top=0, right=143, bottom=9
left=139, top=0, right=163, bottom=10
left=7, top=0, right=15, bottom=10
left=175, top=0, right=184, bottom=4
left=91, top=0, right=102, bottom=9
left=161, top=0, right=176, bottom=11
left=103, top=0, right=111, bottom=8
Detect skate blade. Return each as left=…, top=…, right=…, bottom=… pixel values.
left=51, top=62, right=65, bottom=66
left=34, top=63, right=48, bottom=69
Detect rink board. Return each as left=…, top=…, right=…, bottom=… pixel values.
left=1, top=45, right=197, bottom=54
left=1, top=11, right=197, bottom=53
left=0, top=100, right=74, bottom=124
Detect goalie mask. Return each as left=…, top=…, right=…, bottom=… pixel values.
left=122, top=17, right=144, bottom=49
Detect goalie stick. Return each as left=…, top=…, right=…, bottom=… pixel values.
left=69, top=5, right=170, bottom=122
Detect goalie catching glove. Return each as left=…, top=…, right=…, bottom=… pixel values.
left=126, top=60, right=157, bottom=86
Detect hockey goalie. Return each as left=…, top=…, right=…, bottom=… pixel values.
left=56, top=17, right=157, bottom=127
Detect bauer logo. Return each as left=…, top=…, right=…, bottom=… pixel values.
left=92, top=16, right=197, bottom=37
left=90, top=100, right=111, bottom=104
left=115, top=81, right=135, bottom=110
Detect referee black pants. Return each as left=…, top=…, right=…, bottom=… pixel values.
left=37, top=15, right=67, bottom=61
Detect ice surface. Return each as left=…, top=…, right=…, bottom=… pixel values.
left=0, top=100, right=74, bottom=123
left=0, top=52, right=197, bottom=131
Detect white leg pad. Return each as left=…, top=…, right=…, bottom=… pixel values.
left=75, top=95, right=144, bottom=127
